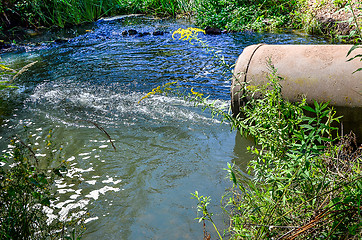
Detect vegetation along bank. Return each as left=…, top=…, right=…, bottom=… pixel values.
left=1, top=0, right=362, bottom=42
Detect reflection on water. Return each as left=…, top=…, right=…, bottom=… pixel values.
left=0, top=16, right=328, bottom=239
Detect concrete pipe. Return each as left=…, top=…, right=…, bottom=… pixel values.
left=231, top=44, right=362, bottom=140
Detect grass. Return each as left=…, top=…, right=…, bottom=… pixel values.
left=190, top=0, right=302, bottom=31
left=1, top=0, right=361, bottom=41
left=0, top=0, right=185, bottom=30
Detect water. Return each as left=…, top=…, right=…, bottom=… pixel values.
left=0, top=16, right=327, bottom=239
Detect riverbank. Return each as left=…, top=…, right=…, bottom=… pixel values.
left=1, top=0, right=361, bottom=47
left=302, top=0, right=362, bottom=41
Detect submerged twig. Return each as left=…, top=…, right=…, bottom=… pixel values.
left=80, top=120, right=117, bottom=151
left=11, top=61, right=39, bottom=82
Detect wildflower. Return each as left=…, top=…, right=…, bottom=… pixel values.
left=138, top=81, right=178, bottom=103
left=191, top=88, right=203, bottom=98
left=172, top=27, right=205, bottom=44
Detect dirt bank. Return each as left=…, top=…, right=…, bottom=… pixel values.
left=306, top=0, right=362, bottom=39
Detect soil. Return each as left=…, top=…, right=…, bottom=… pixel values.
left=306, top=0, right=362, bottom=38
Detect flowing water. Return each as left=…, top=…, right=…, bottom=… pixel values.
left=0, top=16, right=328, bottom=239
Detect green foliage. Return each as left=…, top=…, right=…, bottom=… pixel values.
left=226, top=66, right=361, bottom=239
left=345, top=0, right=362, bottom=75
left=0, top=0, right=185, bottom=30
left=333, top=0, right=348, bottom=7
left=17, top=0, right=120, bottom=28
left=0, top=0, right=314, bottom=32
left=191, top=191, right=224, bottom=240
left=192, top=0, right=301, bottom=31
left=0, top=140, right=53, bottom=239
left=0, top=132, right=85, bottom=239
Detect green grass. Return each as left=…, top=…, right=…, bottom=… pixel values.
left=0, top=0, right=186, bottom=30
left=1, top=0, right=359, bottom=38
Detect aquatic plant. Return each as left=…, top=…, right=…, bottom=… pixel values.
left=138, top=81, right=178, bottom=103
left=0, top=61, right=17, bottom=90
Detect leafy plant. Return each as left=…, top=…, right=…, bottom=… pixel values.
left=0, top=131, right=85, bottom=239
left=192, top=0, right=300, bottom=31
left=191, top=191, right=223, bottom=240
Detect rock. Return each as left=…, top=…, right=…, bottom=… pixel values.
left=98, top=14, right=144, bottom=23
left=128, top=29, right=138, bottom=35
left=25, top=29, right=40, bottom=37
left=137, top=32, right=150, bottom=37
left=243, top=30, right=254, bottom=35
left=12, top=46, right=26, bottom=53
left=54, top=38, right=69, bottom=44
left=205, top=26, right=222, bottom=35
left=152, top=30, right=165, bottom=36
left=0, top=44, right=25, bottom=53
left=262, top=18, right=272, bottom=26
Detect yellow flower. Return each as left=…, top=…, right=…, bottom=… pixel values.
left=138, top=81, right=178, bottom=103
left=172, top=27, right=205, bottom=44
left=191, top=88, right=203, bottom=97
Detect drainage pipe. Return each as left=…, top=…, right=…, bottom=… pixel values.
left=231, top=44, right=362, bottom=139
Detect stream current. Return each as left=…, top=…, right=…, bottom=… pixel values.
left=0, top=16, right=328, bottom=239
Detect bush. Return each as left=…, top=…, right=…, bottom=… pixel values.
left=225, top=65, right=362, bottom=239
left=192, top=0, right=301, bottom=31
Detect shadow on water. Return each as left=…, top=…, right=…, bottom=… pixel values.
left=0, top=16, right=330, bottom=239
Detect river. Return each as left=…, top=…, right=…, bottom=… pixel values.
left=0, top=16, right=327, bottom=239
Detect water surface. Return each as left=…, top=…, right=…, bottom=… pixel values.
left=0, top=16, right=327, bottom=239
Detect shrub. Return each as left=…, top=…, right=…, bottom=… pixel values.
left=192, top=0, right=301, bottom=31
left=226, top=66, right=362, bottom=239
